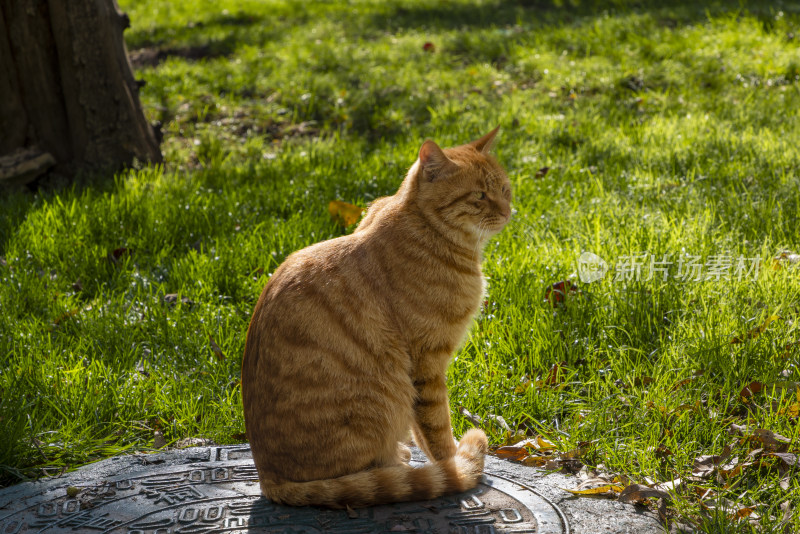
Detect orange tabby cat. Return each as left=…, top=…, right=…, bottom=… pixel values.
left=241, top=127, right=512, bottom=508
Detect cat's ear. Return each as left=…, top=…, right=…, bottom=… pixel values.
left=419, top=139, right=457, bottom=181
left=469, top=125, right=500, bottom=154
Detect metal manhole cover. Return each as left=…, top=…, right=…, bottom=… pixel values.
left=0, top=446, right=568, bottom=534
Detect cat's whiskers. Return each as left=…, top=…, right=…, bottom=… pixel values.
left=473, top=218, right=487, bottom=262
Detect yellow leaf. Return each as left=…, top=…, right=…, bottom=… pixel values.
left=501, top=429, right=527, bottom=446
left=514, top=377, right=531, bottom=394
left=522, top=455, right=549, bottom=467
left=54, top=308, right=80, bottom=325
left=328, top=200, right=364, bottom=227
left=778, top=402, right=800, bottom=418
left=670, top=402, right=698, bottom=415
left=536, top=436, right=556, bottom=450
left=563, top=484, right=624, bottom=495
left=494, top=446, right=529, bottom=462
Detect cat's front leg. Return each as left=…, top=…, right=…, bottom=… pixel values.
left=412, top=373, right=458, bottom=461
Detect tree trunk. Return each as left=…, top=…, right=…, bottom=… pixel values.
left=0, top=0, right=161, bottom=186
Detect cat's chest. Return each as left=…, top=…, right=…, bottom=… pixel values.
left=393, top=267, right=484, bottom=328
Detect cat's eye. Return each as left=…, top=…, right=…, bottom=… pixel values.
left=476, top=192, right=486, bottom=200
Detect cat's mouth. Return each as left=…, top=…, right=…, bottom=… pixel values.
left=494, top=212, right=513, bottom=230
left=482, top=217, right=510, bottom=234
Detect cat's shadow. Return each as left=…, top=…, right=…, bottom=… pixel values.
left=244, top=487, right=483, bottom=533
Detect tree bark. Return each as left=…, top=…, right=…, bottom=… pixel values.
left=0, top=0, right=161, bottom=185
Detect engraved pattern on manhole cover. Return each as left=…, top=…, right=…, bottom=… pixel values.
left=0, top=446, right=568, bottom=534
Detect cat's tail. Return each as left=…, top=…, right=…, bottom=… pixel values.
left=261, top=428, right=488, bottom=508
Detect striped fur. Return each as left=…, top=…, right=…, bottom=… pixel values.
left=262, top=429, right=488, bottom=507
left=241, top=128, right=511, bottom=508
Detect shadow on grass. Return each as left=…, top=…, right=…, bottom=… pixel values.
left=365, top=0, right=787, bottom=33
left=125, top=11, right=287, bottom=64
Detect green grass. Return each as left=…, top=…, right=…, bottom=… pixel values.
left=2, top=0, right=800, bottom=530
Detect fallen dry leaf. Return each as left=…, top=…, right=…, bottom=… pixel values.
left=458, top=406, right=484, bottom=428
left=544, top=458, right=562, bottom=470
left=653, top=445, right=673, bottom=459
left=732, top=507, right=755, bottom=520
left=779, top=501, right=792, bottom=532
left=501, top=429, right=528, bottom=446
left=728, top=423, right=748, bottom=436
left=576, top=476, right=619, bottom=489
left=176, top=437, right=215, bottom=448
left=780, top=341, right=800, bottom=359
left=164, top=293, right=193, bottom=306
left=53, top=308, right=80, bottom=326
left=209, top=336, right=225, bottom=360
left=485, top=414, right=512, bottom=432
left=107, top=247, right=132, bottom=265
left=514, top=377, right=532, bottom=394
left=739, top=381, right=763, bottom=399
left=717, top=459, right=749, bottom=479
left=544, top=281, right=580, bottom=307
left=654, top=478, right=682, bottom=492
left=634, top=376, right=655, bottom=387
left=495, top=446, right=529, bottom=462
left=618, top=484, right=669, bottom=504
left=778, top=401, right=800, bottom=418
left=772, top=251, right=800, bottom=271
left=701, top=498, right=759, bottom=521
left=670, top=401, right=699, bottom=415
left=670, top=377, right=694, bottom=391
left=536, top=435, right=557, bottom=451
left=769, top=452, right=798, bottom=468
left=458, top=407, right=514, bottom=435
left=153, top=430, right=167, bottom=449
left=752, top=428, right=791, bottom=449
left=731, top=315, right=780, bottom=344
left=538, top=362, right=566, bottom=387
left=564, top=484, right=624, bottom=496
left=522, top=455, right=549, bottom=467
left=693, top=454, right=728, bottom=478
left=328, top=200, right=364, bottom=227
